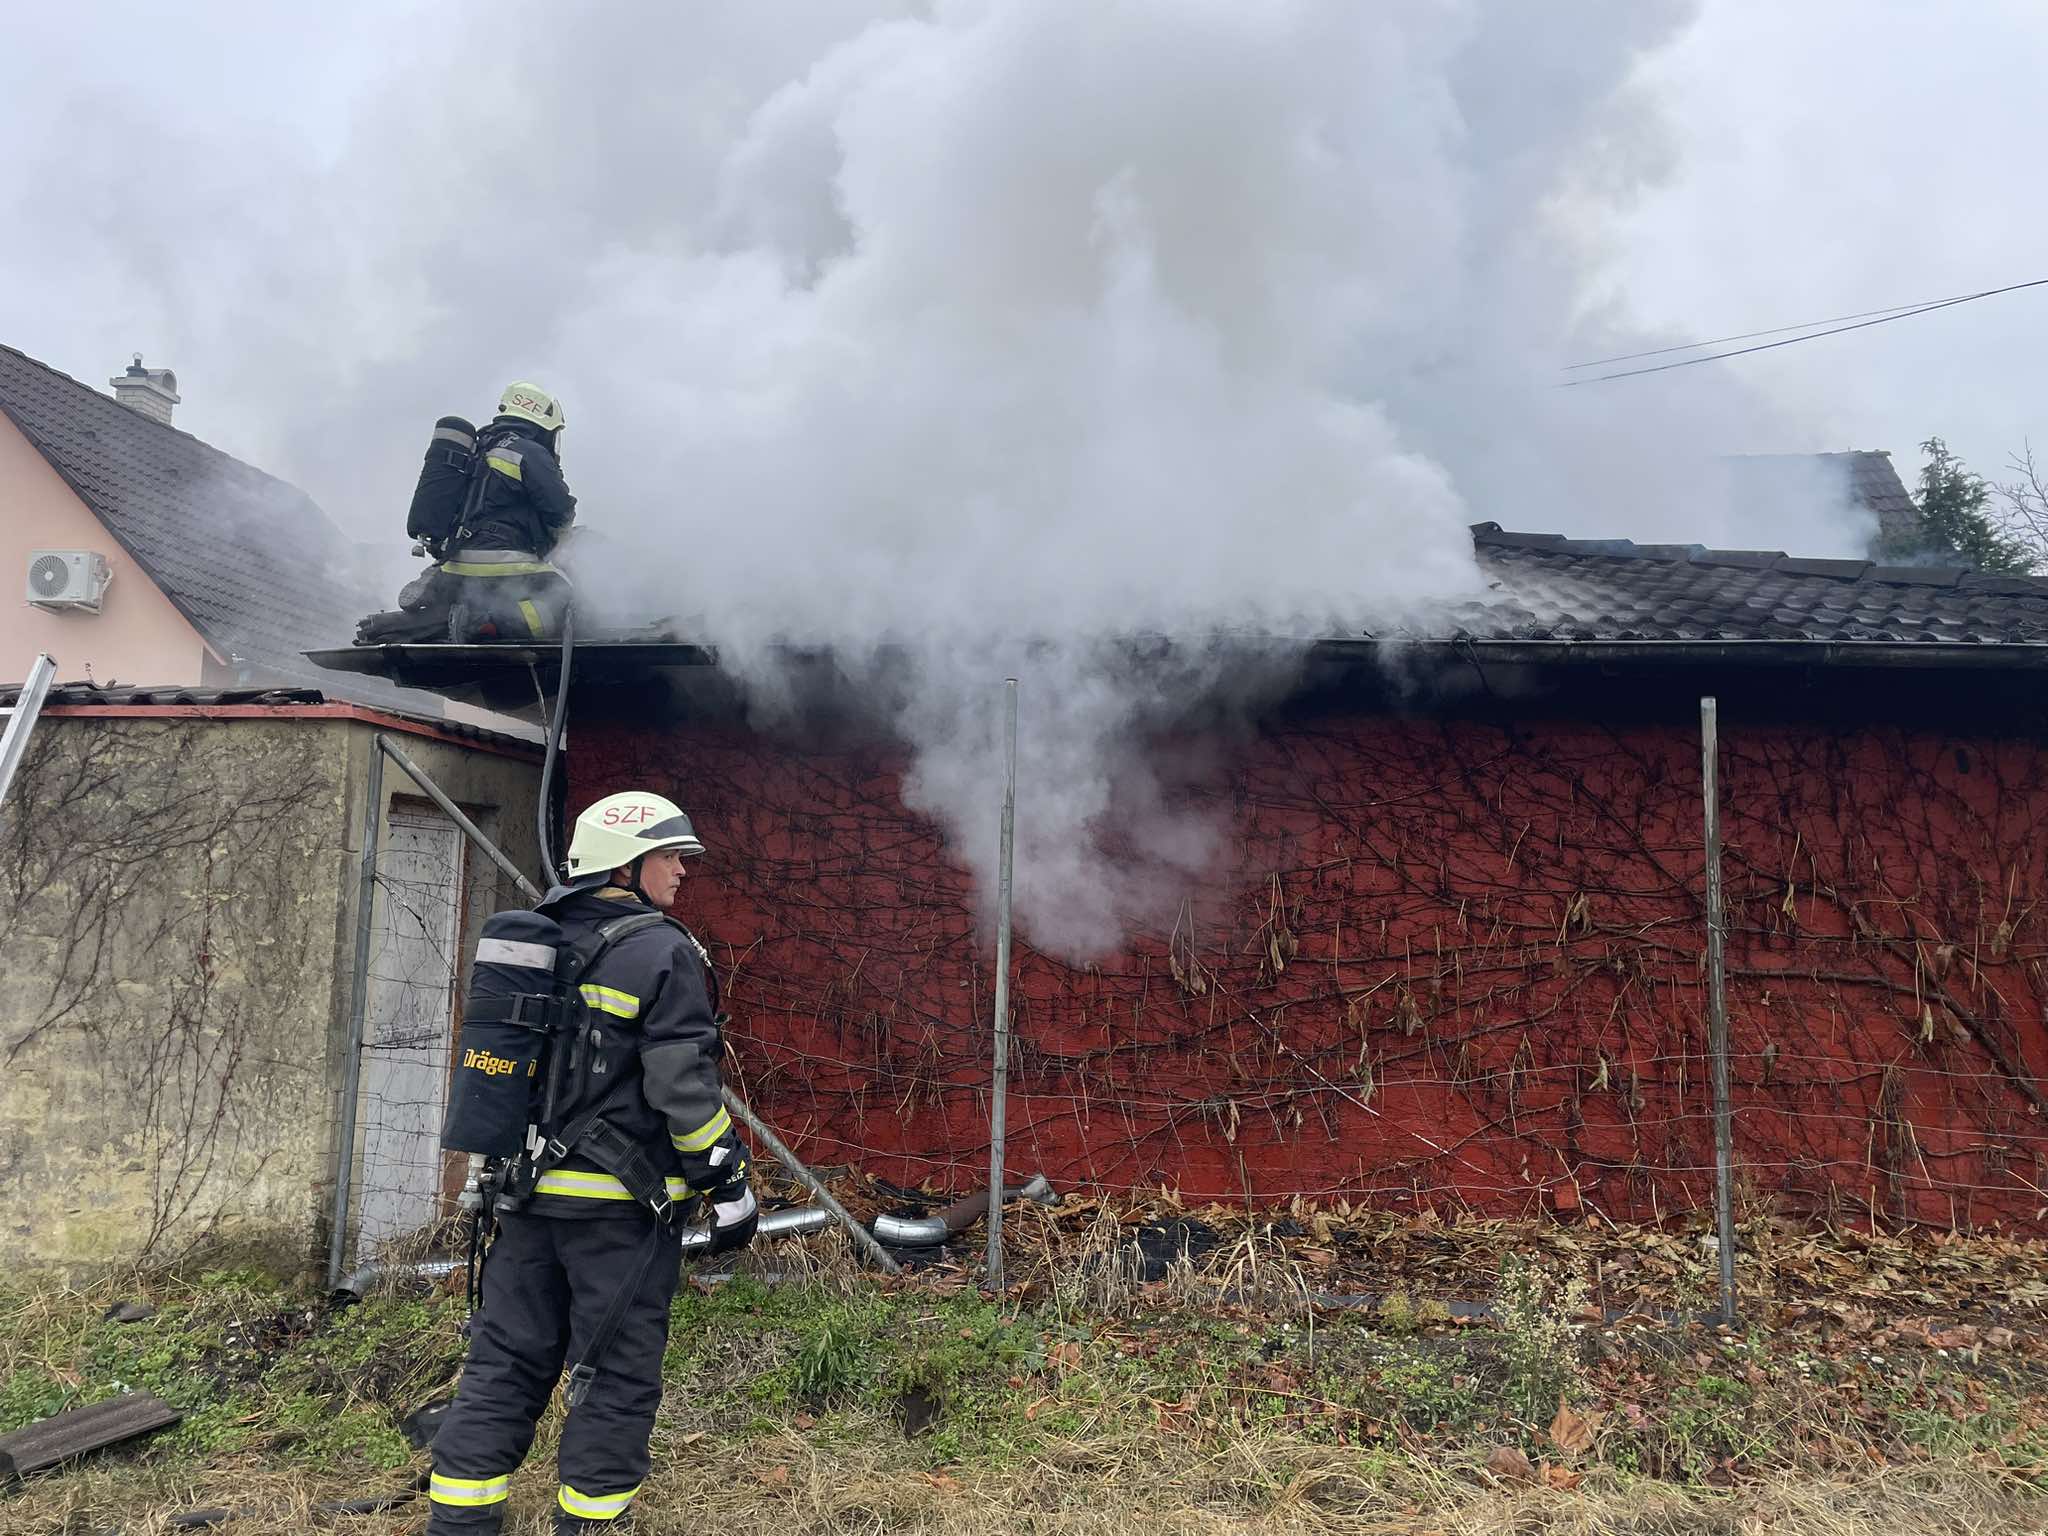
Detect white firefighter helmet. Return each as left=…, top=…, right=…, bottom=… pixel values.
left=566, top=791, right=706, bottom=879
left=497, top=380, right=565, bottom=432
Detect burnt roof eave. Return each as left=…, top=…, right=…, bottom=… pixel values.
left=310, top=635, right=2048, bottom=685
left=1316, top=637, right=2048, bottom=671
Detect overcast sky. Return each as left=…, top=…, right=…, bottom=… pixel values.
left=2, top=1, right=2044, bottom=548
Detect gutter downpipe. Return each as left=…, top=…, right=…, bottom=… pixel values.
left=327, top=740, right=386, bottom=1288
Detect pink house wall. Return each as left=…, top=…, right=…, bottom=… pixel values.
left=0, top=414, right=209, bottom=686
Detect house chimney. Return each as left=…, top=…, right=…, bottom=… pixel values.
left=110, top=354, right=179, bottom=425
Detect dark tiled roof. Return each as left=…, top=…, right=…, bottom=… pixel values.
left=0, top=344, right=380, bottom=685
left=1449, top=523, right=2048, bottom=645
left=8, top=683, right=328, bottom=707
left=1840, top=450, right=1918, bottom=546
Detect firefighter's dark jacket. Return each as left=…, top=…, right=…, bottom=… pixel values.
left=455, top=417, right=577, bottom=559
left=524, top=885, right=741, bottom=1218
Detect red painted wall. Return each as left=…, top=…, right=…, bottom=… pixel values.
left=576, top=712, right=2048, bottom=1229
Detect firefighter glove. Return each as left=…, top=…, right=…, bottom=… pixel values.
left=702, top=1173, right=758, bottom=1258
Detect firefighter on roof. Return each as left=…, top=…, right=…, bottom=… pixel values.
left=356, top=380, right=578, bottom=645
left=428, top=790, right=758, bottom=1533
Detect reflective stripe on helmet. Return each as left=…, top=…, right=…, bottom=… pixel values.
left=639, top=814, right=701, bottom=844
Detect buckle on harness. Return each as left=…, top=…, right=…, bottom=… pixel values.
left=562, top=1363, right=598, bottom=1410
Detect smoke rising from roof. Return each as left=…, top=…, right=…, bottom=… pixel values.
left=5, top=2, right=1884, bottom=954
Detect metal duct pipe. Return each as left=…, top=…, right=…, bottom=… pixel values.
left=331, top=1258, right=465, bottom=1303
left=334, top=1177, right=1055, bottom=1299
left=873, top=1173, right=1057, bottom=1248
left=676, top=1204, right=833, bottom=1254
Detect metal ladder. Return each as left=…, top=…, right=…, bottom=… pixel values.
left=0, top=654, right=57, bottom=809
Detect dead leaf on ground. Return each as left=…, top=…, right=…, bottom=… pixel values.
left=1548, top=1401, right=1602, bottom=1455
left=1485, top=1446, right=1535, bottom=1483
left=1049, top=1341, right=1083, bottom=1372
left=922, top=1471, right=962, bottom=1493
left=1542, top=1463, right=1583, bottom=1491
left=757, top=1465, right=790, bottom=1489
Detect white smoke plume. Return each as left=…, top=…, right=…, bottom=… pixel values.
left=4, top=2, right=1878, bottom=954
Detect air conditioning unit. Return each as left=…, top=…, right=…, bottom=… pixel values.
left=27, top=551, right=112, bottom=613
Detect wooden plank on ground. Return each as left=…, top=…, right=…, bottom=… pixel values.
left=0, top=1392, right=182, bottom=1483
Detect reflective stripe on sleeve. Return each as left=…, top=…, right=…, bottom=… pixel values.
left=671, top=1106, right=732, bottom=1154
left=486, top=450, right=524, bottom=480
left=578, top=984, right=641, bottom=1018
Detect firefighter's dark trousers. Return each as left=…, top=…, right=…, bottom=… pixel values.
left=428, top=1211, right=681, bottom=1532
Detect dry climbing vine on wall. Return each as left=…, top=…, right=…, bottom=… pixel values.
left=0, top=719, right=334, bottom=1257
left=578, top=712, right=2048, bottom=1232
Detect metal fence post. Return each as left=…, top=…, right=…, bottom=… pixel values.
left=327, top=739, right=385, bottom=1287
left=1701, top=696, right=1737, bottom=1326
left=986, top=679, right=1018, bottom=1289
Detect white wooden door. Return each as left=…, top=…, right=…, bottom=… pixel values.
left=356, top=803, right=467, bottom=1259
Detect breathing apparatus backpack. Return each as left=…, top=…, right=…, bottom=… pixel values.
left=442, top=904, right=676, bottom=1214
left=404, top=417, right=479, bottom=556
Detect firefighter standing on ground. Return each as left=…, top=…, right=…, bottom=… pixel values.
left=428, top=792, right=759, bottom=1532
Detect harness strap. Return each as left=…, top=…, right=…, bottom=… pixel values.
left=562, top=1217, right=678, bottom=1410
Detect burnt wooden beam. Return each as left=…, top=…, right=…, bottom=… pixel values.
left=0, top=1391, right=182, bottom=1483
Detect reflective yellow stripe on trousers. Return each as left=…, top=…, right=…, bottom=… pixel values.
left=559, top=1481, right=640, bottom=1519
left=430, top=1472, right=511, bottom=1507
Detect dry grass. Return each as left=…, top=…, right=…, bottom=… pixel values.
left=12, top=1437, right=2047, bottom=1534
left=6, top=1207, right=2048, bottom=1534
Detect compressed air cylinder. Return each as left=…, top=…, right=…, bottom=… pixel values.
left=405, top=415, right=478, bottom=550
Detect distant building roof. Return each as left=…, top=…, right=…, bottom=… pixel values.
left=1454, top=521, right=2048, bottom=645
left=0, top=343, right=383, bottom=691
left=1724, top=449, right=1919, bottom=553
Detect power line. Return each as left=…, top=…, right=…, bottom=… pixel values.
left=1564, top=293, right=1980, bottom=369
left=1561, top=277, right=2048, bottom=387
